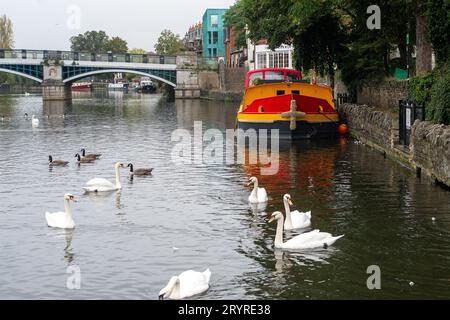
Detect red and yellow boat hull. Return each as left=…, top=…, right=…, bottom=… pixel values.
left=237, top=82, right=340, bottom=139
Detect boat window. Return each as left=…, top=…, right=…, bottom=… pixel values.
left=286, top=72, right=301, bottom=81
left=265, top=71, right=285, bottom=81
left=277, top=90, right=285, bottom=96
left=249, top=72, right=263, bottom=86
left=292, top=90, right=300, bottom=95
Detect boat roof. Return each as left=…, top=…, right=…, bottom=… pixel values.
left=245, top=68, right=302, bottom=88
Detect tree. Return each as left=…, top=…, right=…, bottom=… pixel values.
left=223, top=1, right=248, bottom=49
left=70, top=30, right=109, bottom=52
left=104, top=36, right=128, bottom=53
left=415, top=0, right=433, bottom=75
left=129, top=48, right=147, bottom=54
left=426, top=0, right=450, bottom=65
left=0, top=14, right=14, bottom=49
left=154, top=29, right=184, bottom=55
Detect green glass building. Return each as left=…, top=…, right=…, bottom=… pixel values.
left=202, top=9, right=227, bottom=59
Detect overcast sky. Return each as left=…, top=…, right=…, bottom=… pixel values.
left=1, top=0, right=235, bottom=51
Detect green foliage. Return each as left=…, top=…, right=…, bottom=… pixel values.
left=129, top=48, right=147, bottom=54
left=223, top=1, right=248, bottom=49
left=154, top=30, right=184, bottom=55
left=70, top=31, right=129, bottom=53
left=408, top=71, right=434, bottom=106
left=427, top=63, right=450, bottom=124
left=426, top=0, right=450, bottom=64
left=70, top=31, right=109, bottom=52
left=0, top=14, right=14, bottom=49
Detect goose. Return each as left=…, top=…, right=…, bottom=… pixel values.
left=159, top=269, right=211, bottom=300
left=247, top=177, right=268, bottom=203
left=127, top=163, right=153, bottom=176
left=45, top=193, right=76, bottom=229
left=80, top=148, right=102, bottom=160
left=74, top=153, right=95, bottom=164
left=283, top=194, right=312, bottom=230
left=31, top=115, right=39, bottom=126
left=49, top=155, right=69, bottom=166
left=82, top=162, right=124, bottom=192
left=269, top=211, right=344, bottom=250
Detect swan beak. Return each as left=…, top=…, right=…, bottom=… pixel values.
left=158, top=294, right=164, bottom=300
left=288, top=200, right=293, bottom=206
left=269, top=217, right=275, bottom=223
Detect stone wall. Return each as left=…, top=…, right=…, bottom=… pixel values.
left=338, top=103, right=399, bottom=150
left=224, top=67, right=246, bottom=92
left=357, top=80, right=408, bottom=109
left=339, top=103, right=450, bottom=187
left=198, top=71, right=220, bottom=91
left=410, top=121, right=450, bottom=186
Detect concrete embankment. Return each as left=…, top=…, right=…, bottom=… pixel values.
left=338, top=103, right=450, bottom=188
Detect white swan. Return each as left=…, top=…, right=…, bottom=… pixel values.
left=269, top=211, right=344, bottom=250
left=283, top=194, right=312, bottom=230
left=82, top=162, right=124, bottom=192
left=45, top=193, right=76, bottom=229
left=247, top=177, right=268, bottom=203
left=159, top=269, right=211, bottom=300
left=31, top=115, right=39, bottom=126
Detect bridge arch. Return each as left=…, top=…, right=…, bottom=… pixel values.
left=63, top=69, right=176, bottom=87
left=0, top=68, right=43, bottom=83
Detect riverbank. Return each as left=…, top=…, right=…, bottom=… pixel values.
left=338, top=103, right=450, bottom=188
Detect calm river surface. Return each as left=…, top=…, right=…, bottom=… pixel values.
left=0, top=92, right=449, bottom=299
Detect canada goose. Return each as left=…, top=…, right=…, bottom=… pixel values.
left=74, top=153, right=95, bottom=164
left=80, top=148, right=102, bottom=160
left=49, top=155, right=69, bottom=166
left=127, top=163, right=153, bottom=176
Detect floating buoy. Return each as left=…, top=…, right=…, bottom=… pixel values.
left=338, top=123, right=349, bottom=135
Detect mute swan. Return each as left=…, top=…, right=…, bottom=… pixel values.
left=269, top=211, right=344, bottom=250
left=24, top=92, right=30, bottom=96
left=82, top=162, right=124, bottom=192
left=75, top=153, right=95, bottom=164
left=45, top=193, right=76, bottom=229
left=283, top=194, right=311, bottom=230
left=247, top=177, right=268, bottom=203
left=49, top=155, right=69, bottom=166
left=80, top=148, right=102, bottom=159
left=127, top=163, right=153, bottom=176
left=159, top=269, right=211, bottom=300
left=31, top=115, right=39, bottom=126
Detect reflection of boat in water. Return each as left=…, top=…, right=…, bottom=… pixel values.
left=71, top=82, right=92, bottom=91
left=236, top=68, right=340, bottom=139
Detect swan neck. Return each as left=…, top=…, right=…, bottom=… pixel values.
left=284, top=198, right=292, bottom=226
left=275, top=216, right=284, bottom=247
left=64, top=199, right=73, bottom=220
left=115, top=165, right=122, bottom=189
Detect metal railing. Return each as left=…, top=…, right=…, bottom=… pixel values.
left=0, top=49, right=177, bottom=65
left=399, top=100, right=426, bottom=147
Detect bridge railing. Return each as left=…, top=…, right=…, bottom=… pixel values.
left=0, top=49, right=177, bottom=65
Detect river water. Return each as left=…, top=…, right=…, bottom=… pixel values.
left=0, top=92, right=449, bottom=299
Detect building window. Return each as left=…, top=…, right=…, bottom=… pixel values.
left=213, top=48, right=217, bottom=57
left=211, top=15, right=218, bottom=28
left=257, top=53, right=267, bottom=69
left=208, top=48, right=212, bottom=57
left=208, top=32, right=212, bottom=45
left=213, top=31, right=218, bottom=44
left=268, top=54, right=274, bottom=68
